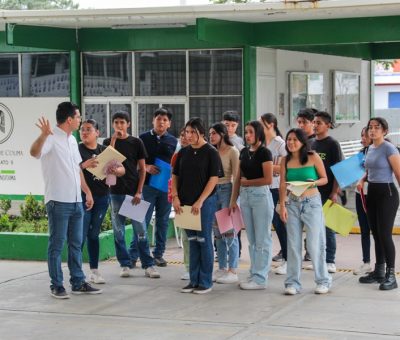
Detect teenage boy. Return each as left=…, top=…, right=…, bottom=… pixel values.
left=104, top=111, right=160, bottom=279
left=311, top=111, right=342, bottom=274
left=222, top=110, right=244, bottom=257
left=223, top=111, right=244, bottom=151
left=296, top=108, right=317, bottom=262
left=129, top=107, right=177, bottom=267
left=30, top=102, right=102, bottom=299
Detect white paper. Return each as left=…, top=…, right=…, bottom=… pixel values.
left=286, top=181, right=314, bottom=197
left=86, top=145, right=126, bottom=180
left=118, top=195, right=151, bottom=223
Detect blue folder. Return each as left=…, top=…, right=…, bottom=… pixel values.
left=148, top=158, right=172, bottom=193
left=330, top=152, right=365, bottom=189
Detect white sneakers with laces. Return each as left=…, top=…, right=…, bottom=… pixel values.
left=314, top=284, right=329, bottom=294
left=145, top=266, right=161, bottom=278
left=216, top=271, right=239, bottom=284
left=89, top=269, right=105, bottom=284
left=274, top=261, right=287, bottom=275
left=327, top=263, right=337, bottom=273
left=353, top=262, right=372, bottom=275
left=120, top=266, right=130, bottom=278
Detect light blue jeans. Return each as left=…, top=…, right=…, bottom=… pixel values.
left=285, top=194, right=332, bottom=291
left=213, top=183, right=239, bottom=270
left=240, top=185, right=274, bottom=286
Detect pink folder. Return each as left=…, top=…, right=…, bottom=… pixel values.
left=215, top=207, right=245, bottom=234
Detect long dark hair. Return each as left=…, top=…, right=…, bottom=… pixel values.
left=285, top=128, right=311, bottom=167
left=245, top=120, right=265, bottom=146
left=260, top=113, right=283, bottom=138
left=185, top=117, right=206, bottom=138
left=210, top=122, right=233, bottom=148
left=367, top=117, right=389, bottom=135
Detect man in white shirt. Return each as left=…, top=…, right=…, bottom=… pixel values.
left=30, top=102, right=102, bottom=299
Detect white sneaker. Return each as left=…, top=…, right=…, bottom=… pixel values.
left=89, top=269, right=105, bottom=284
left=284, top=286, right=298, bottom=295
left=120, top=266, right=130, bottom=278
left=275, top=261, right=287, bottom=275
left=303, top=263, right=314, bottom=270
left=212, top=269, right=226, bottom=282
left=353, top=262, right=373, bottom=275
left=314, top=284, right=329, bottom=294
left=239, top=280, right=266, bottom=290
left=180, top=271, right=190, bottom=280
left=216, top=271, right=239, bottom=284
left=145, top=266, right=161, bottom=279
left=327, top=263, right=337, bottom=273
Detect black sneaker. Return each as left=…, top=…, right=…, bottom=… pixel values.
left=304, top=252, right=312, bottom=262
left=154, top=257, right=167, bottom=267
left=181, top=283, right=197, bottom=293
left=193, top=286, right=212, bottom=294
left=50, top=286, right=70, bottom=299
left=272, top=250, right=283, bottom=262
left=72, top=282, right=103, bottom=295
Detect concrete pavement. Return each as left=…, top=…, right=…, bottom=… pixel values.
left=0, top=232, right=400, bottom=339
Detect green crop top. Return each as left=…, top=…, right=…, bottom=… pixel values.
left=286, top=166, right=318, bottom=182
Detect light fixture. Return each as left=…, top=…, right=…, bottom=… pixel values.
left=111, top=23, right=187, bottom=29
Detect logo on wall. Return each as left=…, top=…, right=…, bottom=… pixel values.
left=0, top=103, right=14, bottom=144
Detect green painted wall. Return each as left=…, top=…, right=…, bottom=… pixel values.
left=243, top=46, right=257, bottom=122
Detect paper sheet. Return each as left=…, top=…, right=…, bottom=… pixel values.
left=322, top=199, right=357, bottom=237
left=215, top=207, right=245, bottom=234
left=331, top=152, right=365, bottom=189
left=86, top=145, right=126, bottom=180
left=118, top=195, right=151, bottom=223
left=286, top=181, right=314, bottom=197
left=174, top=206, right=202, bottom=231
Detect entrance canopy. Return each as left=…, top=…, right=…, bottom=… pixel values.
left=2, top=0, right=400, bottom=59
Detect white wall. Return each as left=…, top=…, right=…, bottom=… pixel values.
left=256, top=48, right=371, bottom=141
left=374, top=85, right=400, bottom=109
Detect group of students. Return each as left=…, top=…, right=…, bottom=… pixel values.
left=31, top=101, right=399, bottom=299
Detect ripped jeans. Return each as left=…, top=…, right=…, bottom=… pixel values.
left=240, top=186, right=274, bottom=286
left=186, top=194, right=217, bottom=289
left=110, top=195, right=154, bottom=269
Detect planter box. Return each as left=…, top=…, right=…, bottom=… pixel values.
left=0, top=221, right=176, bottom=261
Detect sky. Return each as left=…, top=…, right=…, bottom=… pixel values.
left=76, top=0, right=211, bottom=9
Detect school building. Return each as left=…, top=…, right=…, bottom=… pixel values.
left=1, top=0, right=400, bottom=198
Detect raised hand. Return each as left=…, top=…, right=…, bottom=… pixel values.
left=35, top=117, right=53, bottom=137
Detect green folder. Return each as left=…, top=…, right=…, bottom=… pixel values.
left=322, top=199, right=357, bottom=237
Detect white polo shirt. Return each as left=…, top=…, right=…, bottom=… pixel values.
left=38, top=126, right=82, bottom=204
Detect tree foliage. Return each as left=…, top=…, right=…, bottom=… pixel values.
left=0, top=0, right=79, bottom=10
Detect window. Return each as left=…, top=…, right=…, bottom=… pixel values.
left=0, top=54, right=19, bottom=97
left=189, top=50, right=242, bottom=96
left=21, top=53, right=70, bottom=97
left=83, top=53, right=132, bottom=96
left=389, top=92, right=400, bottom=108
left=333, top=71, right=360, bottom=123
left=135, top=51, right=186, bottom=96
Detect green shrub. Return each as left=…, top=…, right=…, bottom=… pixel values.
left=0, top=214, right=11, bottom=231
left=13, top=219, right=48, bottom=233
left=20, top=194, right=46, bottom=221
left=101, top=208, right=112, bottom=232
left=0, top=199, right=12, bottom=215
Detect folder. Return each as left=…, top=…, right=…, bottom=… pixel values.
left=86, top=145, right=126, bottom=180
left=148, top=158, right=171, bottom=193
left=322, top=199, right=357, bottom=237
left=286, top=181, right=314, bottom=197
left=174, top=206, right=202, bottom=231
left=215, top=207, right=245, bottom=234
left=330, top=152, right=365, bottom=189
left=118, top=195, right=151, bottom=223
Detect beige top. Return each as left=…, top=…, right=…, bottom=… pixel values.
left=218, top=146, right=240, bottom=185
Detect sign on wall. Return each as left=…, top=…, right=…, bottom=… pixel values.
left=0, top=98, right=68, bottom=198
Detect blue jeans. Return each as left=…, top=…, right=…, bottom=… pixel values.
left=213, top=183, right=239, bottom=270
left=355, top=192, right=371, bottom=263
left=82, top=194, right=110, bottom=269
left=110, top=194, right=154, bottom=269
left=321, top=197, right=336, bottom=264
left=240, top=186, right=274, bottom=286
left=186, top=194, right=217, bottom=289
left=129, top=185, right=172, bottom=260
left=46, top=201, right=85, bottom=290
left=271, top=188, right=287, bottom=261
left=285, top=194, right=332, bottom=291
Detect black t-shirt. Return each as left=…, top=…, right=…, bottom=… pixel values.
left=310, top=136, right=342, bottom=200
left=79, top=143, right=109, bottom=197
left=103, top=136, right=147, bottom=195
left=173, top=143, right=222, bottom=206
left=239, top=146, right=273, bottom=180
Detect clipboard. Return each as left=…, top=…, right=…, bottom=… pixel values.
left=86, top=145, right=126, bottom=180
left=174, top=206, right=202, bottom=231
